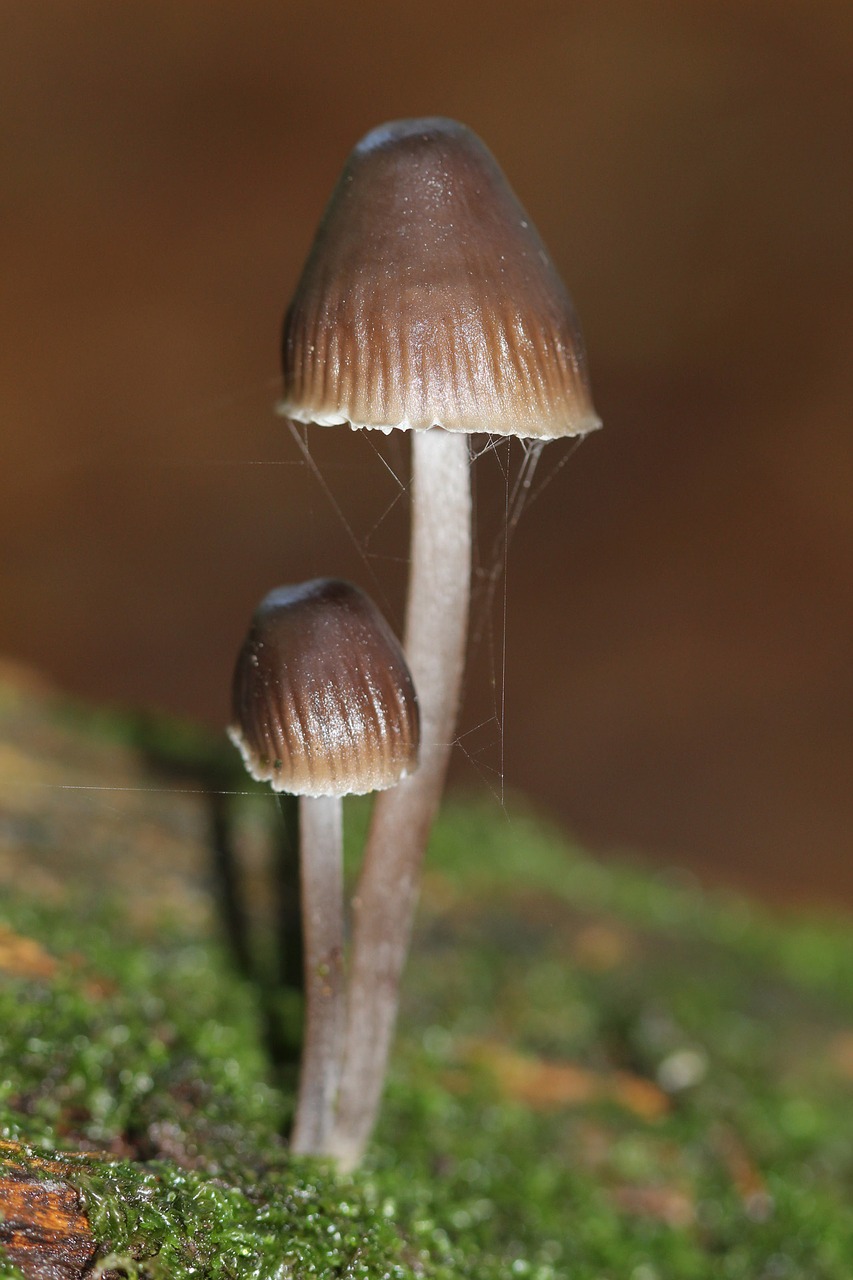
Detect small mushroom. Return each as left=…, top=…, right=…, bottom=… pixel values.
left=280, top=118, right=599, bottom=1167
left=228, top=577, right=419, bottom=1154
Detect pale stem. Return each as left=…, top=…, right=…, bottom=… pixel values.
left=328, top=427, right=472, bottom=1168
left=289, top=792, right=346, bottom=1154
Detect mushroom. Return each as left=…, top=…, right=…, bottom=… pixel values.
left=228, top=577, right=419, bottom=1154
left=279, top=117, right=599, bottom=1167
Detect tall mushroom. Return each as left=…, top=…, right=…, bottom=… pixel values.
left=279, top=117, right=600, bottom=1167
left=228, top=578, right=419, bottom=1154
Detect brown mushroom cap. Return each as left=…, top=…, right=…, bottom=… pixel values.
left=280, top=117, right=600, bottom=439
left=229, top=579, right=419, bottom=797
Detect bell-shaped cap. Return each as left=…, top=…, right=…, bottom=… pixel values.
left=280, top=117, right=600, bottom=439
left=229, top=579, right=419, bottom=797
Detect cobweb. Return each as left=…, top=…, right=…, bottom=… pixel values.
left=284, top=418, right=587, bottom=807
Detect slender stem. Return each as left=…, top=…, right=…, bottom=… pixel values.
left=289, top=792, right=346, bottom=1154
left=329, top=427, right=471, bottom=1168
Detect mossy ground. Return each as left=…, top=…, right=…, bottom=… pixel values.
left=2, top=697, right=853, bottom=1277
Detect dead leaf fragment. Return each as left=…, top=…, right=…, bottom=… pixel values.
left=571, top=923, right=632, bottom=972
left=462, top=1041, right=669, bottom=1119
left=714, top=1125, right=773, bottom=1221
left=829, top=1031, right=853, bottom=1080
left=0, top=924, right=57, bottom=980
left=609, top=1183, right=695, bottom=1227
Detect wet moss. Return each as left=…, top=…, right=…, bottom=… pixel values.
left=3, top=789, right=853, bottom=1277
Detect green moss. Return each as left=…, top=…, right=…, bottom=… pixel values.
left=3, top=790, right=853, bottom=1276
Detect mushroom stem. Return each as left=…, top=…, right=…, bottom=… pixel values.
left=329, top=427, right=471, bottom=1168
left=289, top=792, right=346, bottom=1154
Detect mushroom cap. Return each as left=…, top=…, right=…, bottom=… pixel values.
left=280, top=117, right=601, bottom=439
left=229, top=579, right=420, bottom=797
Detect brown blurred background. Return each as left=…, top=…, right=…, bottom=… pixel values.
left=1, top=1, right=851, bottom=905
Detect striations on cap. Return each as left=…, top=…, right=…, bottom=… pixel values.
left=280, top=117, right=600, bottom=440
left=229, top=578, right=419, bottom=797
